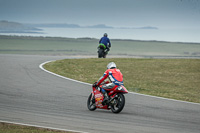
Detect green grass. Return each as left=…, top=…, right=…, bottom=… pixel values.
left=0, top=122, right=71, bottom=133
left=0, top=35, right=200, bottom=57
left=44, top=58, right=200, bottom=103
left=0, top=36, right=97, bottom=55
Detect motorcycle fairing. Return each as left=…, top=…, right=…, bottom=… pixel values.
left=92, top=87, right=109, bottom=109
left=99, top=43, right=106, bottom=49
left=108, top=85, right=128, bottom=96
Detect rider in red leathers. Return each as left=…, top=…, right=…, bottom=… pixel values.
left=93, top=62, right=123, bottom=104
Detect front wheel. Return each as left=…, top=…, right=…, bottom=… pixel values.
left=87, top=93, right=96, bottom=111
left=111, top=93, right=125, bottom=113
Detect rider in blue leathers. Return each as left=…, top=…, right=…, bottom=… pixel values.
left=99, top=33, right=111, bottom=51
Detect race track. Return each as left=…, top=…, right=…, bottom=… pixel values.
left=0, top=54, right=200, bottom=133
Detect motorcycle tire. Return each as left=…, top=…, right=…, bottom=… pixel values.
left=87, top=93, right=96, bottom=111
left=98, top=49, right=104, bottom=58
left=111, top=93, right=125, bottom=113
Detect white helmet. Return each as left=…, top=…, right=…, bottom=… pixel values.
left=107, top=62, right=116, bottom=69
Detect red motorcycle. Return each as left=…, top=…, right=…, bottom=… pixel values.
left=87, top=84, right=128, bottom=113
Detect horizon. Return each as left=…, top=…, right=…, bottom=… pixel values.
left=0, top=0, right=200, bottom=43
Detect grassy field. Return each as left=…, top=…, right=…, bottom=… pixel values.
left=44, top=58, right=200, bottom=103
left=0, top=35, right=200, bottom=57
left=0, top=122, right=71, bottom=133
left=0, top=35, right=97, bottom=55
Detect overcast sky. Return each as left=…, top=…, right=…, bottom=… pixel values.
left=0, top=0, right=200, bottom=29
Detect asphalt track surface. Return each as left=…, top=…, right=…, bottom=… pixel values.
left=0, top=54, right=200, bottom=133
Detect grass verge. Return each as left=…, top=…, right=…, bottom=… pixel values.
left=0, top=122, right=72, bottom=133
left=1, top=35, right=200, bottom=57
left=44, top=58, right=200, bottom=103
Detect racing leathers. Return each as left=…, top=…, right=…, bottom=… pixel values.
left=99, top=36, right=111, bottom=50
left=96, top=68, right=123, bottom=102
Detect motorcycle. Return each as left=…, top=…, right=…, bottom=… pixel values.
left=87, top=84, right=128, bottom=113
left=97, top=43, right=109, bottom=58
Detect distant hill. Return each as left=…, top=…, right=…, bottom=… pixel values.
left=26, top=23, right=114, bottom=29
left=25, top=23, right=81, bottom=28
left=27, top=23, right=157, bottom=29
left=136, top=26, right=158, bottom=30
left=86, top=24, right=114, bottom=29
left=119, top=26, right=158, bottom=30
left=0, top=20, right=42, bottom=33
left=0, top=20, right=158, bottom=34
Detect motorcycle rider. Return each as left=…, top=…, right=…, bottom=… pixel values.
left=93, top=62, right=123, bottom=104
left=99, top=33, right=111, bottom=53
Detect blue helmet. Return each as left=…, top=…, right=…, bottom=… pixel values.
left=104, top=33, right=108, bottom=37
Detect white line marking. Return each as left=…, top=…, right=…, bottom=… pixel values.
left=0, top=120, right=88, bottom=133
left=39, top=61, right=91, bottom=86
left=40, top=60, right=200, bottom=106
left=129, top=92, right=200, bottom=105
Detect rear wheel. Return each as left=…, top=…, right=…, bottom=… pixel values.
left=98, top=49, right=104, bottom=58
left=111, top=93, right=125, bottom=113
left=87, top=93, right=96, bottom=111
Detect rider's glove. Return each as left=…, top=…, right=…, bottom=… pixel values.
left=92, top=82, right=98, bottom=87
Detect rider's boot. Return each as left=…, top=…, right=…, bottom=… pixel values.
left=102, top=92, right=109, bottom=104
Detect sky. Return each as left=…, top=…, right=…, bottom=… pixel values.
left=0, top=0, right=200, bottom=29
